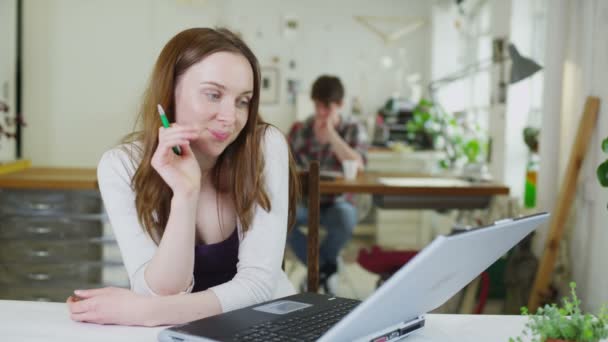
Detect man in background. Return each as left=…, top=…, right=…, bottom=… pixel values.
left=287, top=75, right=369, bottom=294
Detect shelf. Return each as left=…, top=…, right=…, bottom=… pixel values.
left=0, top=159, right=31, bottom=176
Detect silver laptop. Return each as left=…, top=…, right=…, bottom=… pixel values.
left=159, top=212, right=549, bottom=342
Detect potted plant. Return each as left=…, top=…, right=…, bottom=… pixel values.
left=405, top=98, right=485, bottom=172
left=405, top=98, right=442, bottom=150
left=597, top=137, right=608, bottom=200
left=510, top=282, right=608, bottom=342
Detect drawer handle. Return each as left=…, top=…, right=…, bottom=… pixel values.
left=32, top=297, right=52, bottom=302
left=26, top=226, right=52, bottom=235
left=29, top=203, right=53, bottom=211
left=29, top=249, right=50, bottom=258
left=27, top=272, right=50, bottom=281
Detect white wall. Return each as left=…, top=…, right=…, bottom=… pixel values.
left=23, top=0, right=160, bottom=167
left=0, top=0, right=17, bottom=162
left=534, top=0, right=608, bottom=312
left=22, top=0, right=432, bottom=167
left=535, top=0, right=568, bottom=256
left=430, top=1, right=471, bottom=111
left=555, top=0, right=608, bottom=313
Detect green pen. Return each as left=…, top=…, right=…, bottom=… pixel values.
left=157, top=104, right=182, bottom=155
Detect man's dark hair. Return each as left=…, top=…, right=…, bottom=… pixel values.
left=311, top=75, right=344, bottom=105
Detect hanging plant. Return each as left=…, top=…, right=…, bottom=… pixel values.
left=598, top=137, right=608, bottom=210
left=0, top=100, right=25, bottom=151
left=597, top=137, right=608, bottom=187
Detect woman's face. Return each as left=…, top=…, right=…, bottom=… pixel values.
left=174, top=51, right=253, bottom=159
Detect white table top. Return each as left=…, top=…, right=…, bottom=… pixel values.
left=0, top=299, right=533, bottom=341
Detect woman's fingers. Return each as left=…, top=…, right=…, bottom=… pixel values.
left=73, top=287, right=113, bottom=298
left=159, top=125, right=199, bottom=139
left=70, top=311, right=101, bottom=324
left=158, top=137, right=190, bottom=153
left=180, top=140, right=194, bottom=156
left=157, top=127, right=198, bottom=156
left=67, top=296, right=95, bottom=314
left=67, top=288, right=114, bottom=314
left=67, top=288, right=112, bottom=316
left=68, top=301, right=88, bottom=314
left=160, top=129, right=199, bottom=141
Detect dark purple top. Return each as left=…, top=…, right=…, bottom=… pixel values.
left=192, top=228, right=239, bottom=292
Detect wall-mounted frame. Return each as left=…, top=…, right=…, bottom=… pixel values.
left=260, top=67, right=279, bottom=104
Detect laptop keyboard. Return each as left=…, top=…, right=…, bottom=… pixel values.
left=233, top=298, right=360, bottom=342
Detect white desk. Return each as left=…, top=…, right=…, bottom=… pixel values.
left=0, top=299, right=531, bottom=341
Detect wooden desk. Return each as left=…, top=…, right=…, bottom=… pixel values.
left=320, top=172, right=509, bottom=209
left=0, top=168, right=509, bottom=208
left=0, top=167, right=98, bottom=190
left=0, top=299, right=534, bottom=341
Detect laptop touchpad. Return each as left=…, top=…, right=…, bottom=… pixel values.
left=253, top=300, right=312, bottom=315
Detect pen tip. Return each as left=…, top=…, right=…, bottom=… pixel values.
left=157, top=104, right=165, bottom=116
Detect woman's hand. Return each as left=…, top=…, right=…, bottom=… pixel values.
left=151, top=124, right=202, bottom=197
left=66, top=287, right=157, bottom=326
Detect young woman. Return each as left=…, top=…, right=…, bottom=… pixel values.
left=67, top=28, right=298, bottom=326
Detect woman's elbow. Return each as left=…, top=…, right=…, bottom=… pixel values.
left=236, top=271, right=277, bottom=304
left=130, top=274, right=191, bottom=297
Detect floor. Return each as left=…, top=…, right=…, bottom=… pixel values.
left=283, top=217, right=507, bottom=315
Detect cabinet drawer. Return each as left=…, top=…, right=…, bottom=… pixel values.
left=0, top=280, right=122, bottom=302
left=0, top=285, right=75, bottom=302
left=0, top=216, right=102, bottom=240
left=0, top=265, right=128, bottom=302
left=0, top=262, right=103, bottom=284
left=0, top=240, right=102, bottom=263
left=0, top=189, right=102, bottom=215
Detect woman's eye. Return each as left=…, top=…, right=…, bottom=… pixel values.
left=237, top=98, right=250, bottom=108
left=205, top=92, right=221, bottom=101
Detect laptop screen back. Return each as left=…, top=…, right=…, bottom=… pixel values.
left=320, top=213, right=549, bottom=342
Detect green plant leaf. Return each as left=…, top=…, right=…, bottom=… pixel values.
left=602, top=137, right=608, bottom=153
left=419, top=98, right=433, bottom=107
left=464, top=139, right=481, bottom=163
left=597, top=160, right=608, bottom=187
left=512, top=281, right=608, bottom=341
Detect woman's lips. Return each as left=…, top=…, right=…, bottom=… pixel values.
left=210, top=130, right=230, bottom=142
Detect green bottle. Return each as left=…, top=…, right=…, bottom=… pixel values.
left=524, top=152, right=539, bottom=208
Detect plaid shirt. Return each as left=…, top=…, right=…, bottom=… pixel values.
left=288, top=115, right=369, bottom=204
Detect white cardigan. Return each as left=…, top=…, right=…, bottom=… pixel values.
left=97, top=126, right=295, bottom=313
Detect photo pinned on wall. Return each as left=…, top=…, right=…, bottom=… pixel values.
left=287, top=79, right=301, bottom=105
left=260, top=67, right=279, bottom=105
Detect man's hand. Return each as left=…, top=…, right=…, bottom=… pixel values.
left=313, top=119, right=337, bottom=144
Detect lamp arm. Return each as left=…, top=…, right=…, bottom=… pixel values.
left=428, top=57, right=496, bottom=92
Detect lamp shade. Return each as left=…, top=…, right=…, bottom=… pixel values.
left=508, top=43, right=542, bottom=84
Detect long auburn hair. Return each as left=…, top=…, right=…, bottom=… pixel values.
left=123, top=28, right=299, bottom=243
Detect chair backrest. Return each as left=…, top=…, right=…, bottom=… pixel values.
left=297, top=160, right=321, bottom=293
